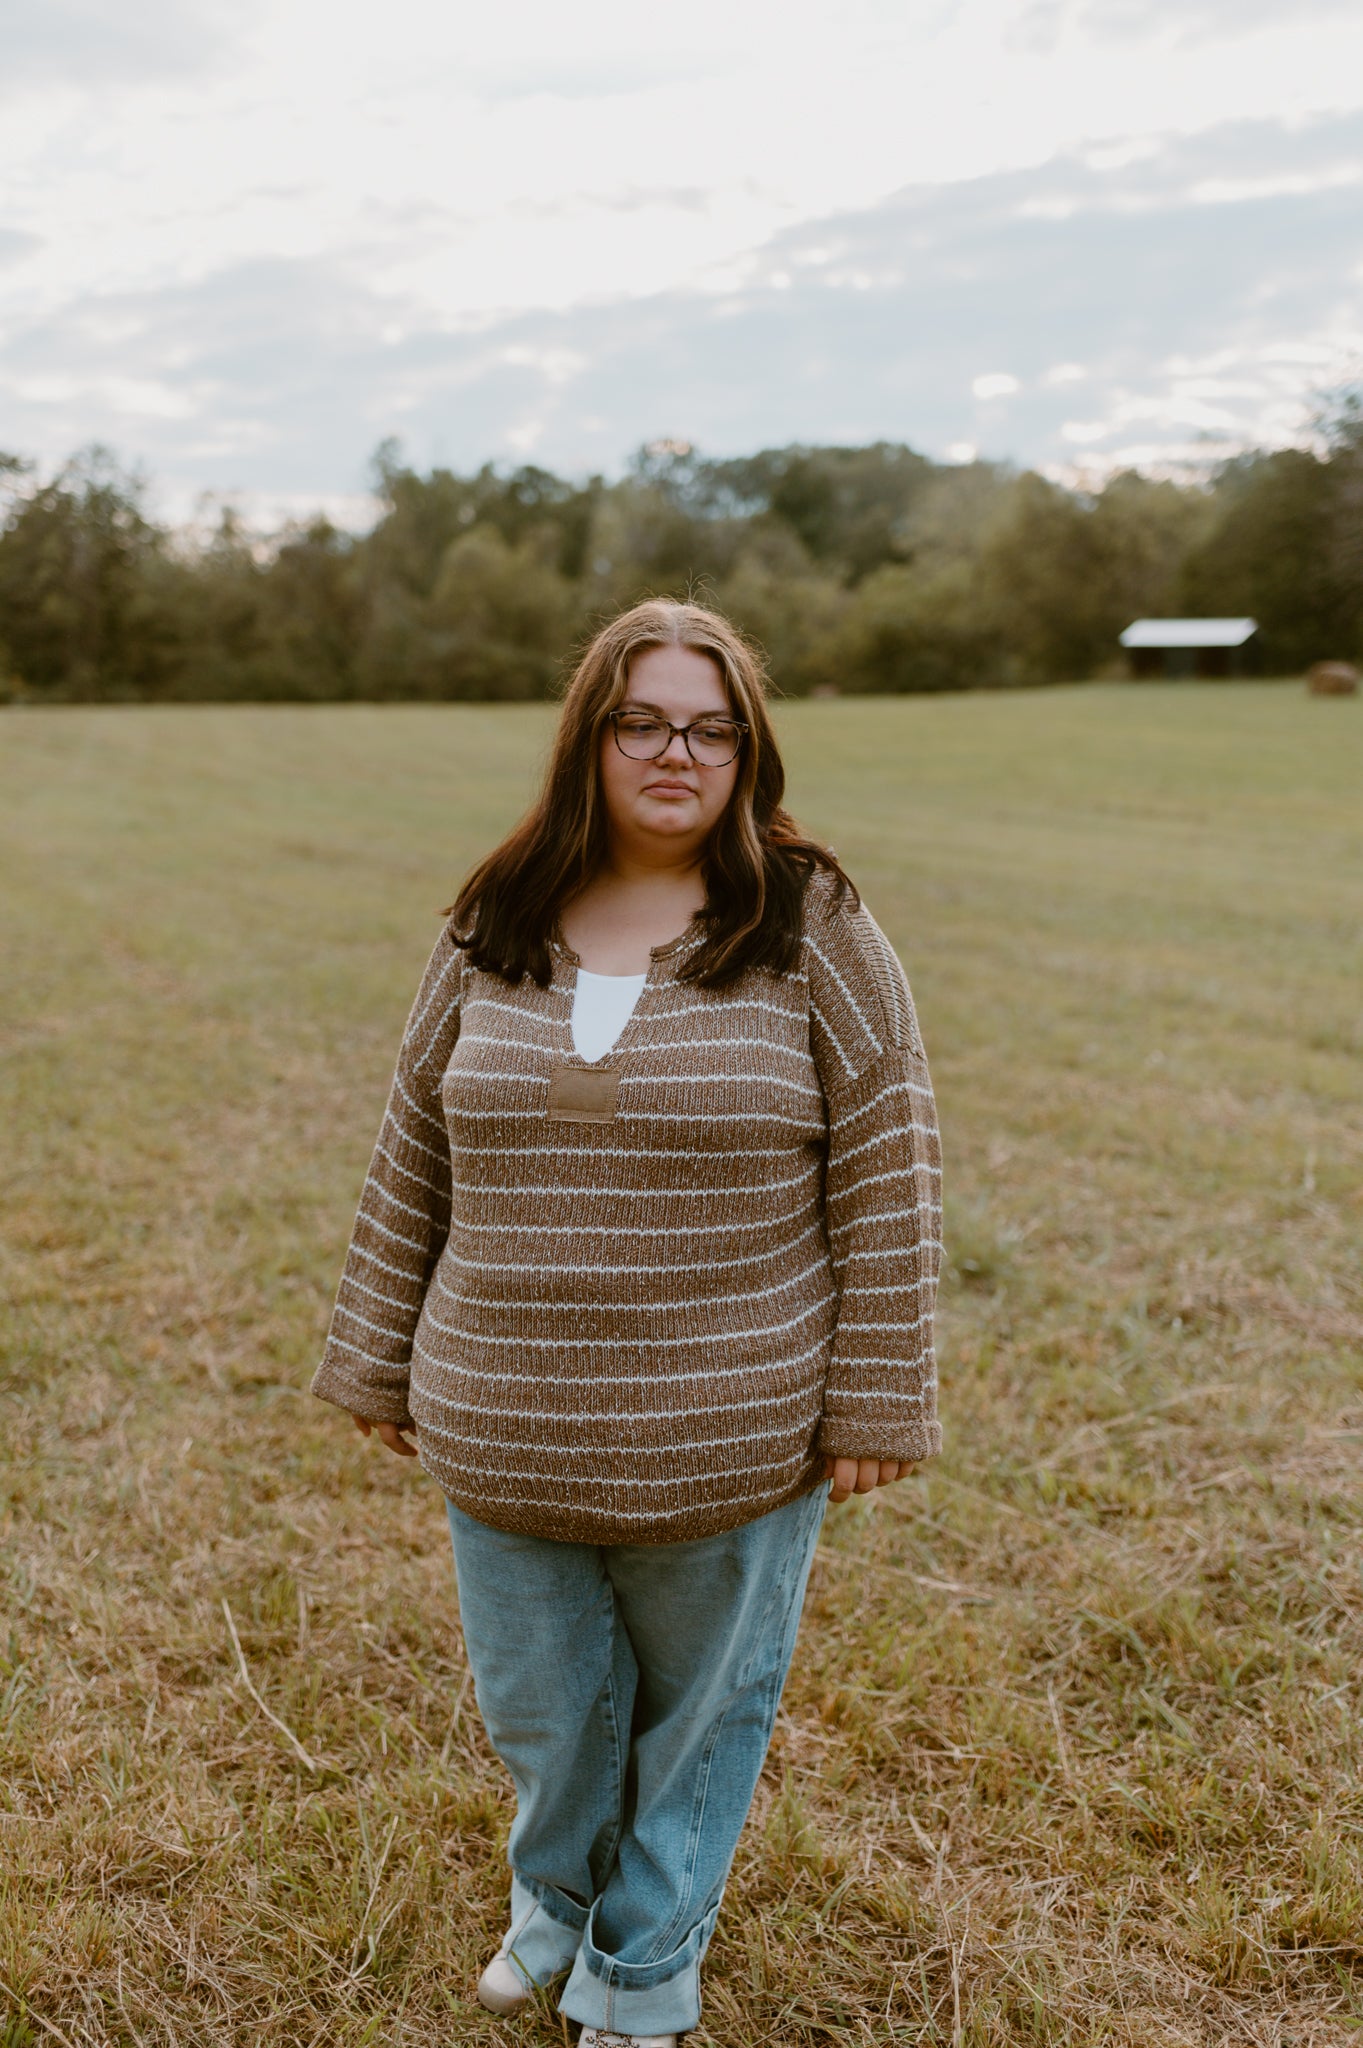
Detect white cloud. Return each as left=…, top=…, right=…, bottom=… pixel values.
left=2, top=2, right=1362, bottom=498
left=0, top=0, right=245, bottom=93
left=972, top=373, right=1021, bottom=399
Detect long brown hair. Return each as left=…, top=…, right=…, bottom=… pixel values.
left=449, top=598, right=853, bottom=987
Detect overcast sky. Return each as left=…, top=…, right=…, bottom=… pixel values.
left=2, top=0, right=1362, bottom=522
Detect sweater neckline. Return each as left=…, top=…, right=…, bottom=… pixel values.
left=548, top=918, right=703, bottom=1070
left=548, top=911, right=705, bottom=968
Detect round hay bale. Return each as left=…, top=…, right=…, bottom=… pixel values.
left=1307, top=661, right=1359, bottom=696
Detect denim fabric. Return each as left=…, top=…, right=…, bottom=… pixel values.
left=446, top=1482, right=827, bottom=2035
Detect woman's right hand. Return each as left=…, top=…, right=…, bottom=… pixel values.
left=351, top=1413, right=420, bottom=1458
left=825, top=1456, right=918, bottom=1504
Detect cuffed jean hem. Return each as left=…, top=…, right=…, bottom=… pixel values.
left=558, top=1897, right=717, bottom=2035
left=498, top=1875, right=584, bottom=1988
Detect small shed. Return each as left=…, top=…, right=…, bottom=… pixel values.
left=1119, top=618, right=1258, bottom=679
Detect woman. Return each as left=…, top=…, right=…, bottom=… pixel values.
left=312, top=599, right=943, bottom=2046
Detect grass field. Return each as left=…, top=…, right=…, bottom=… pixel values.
left=1, top=684, right=1361, bottom=2048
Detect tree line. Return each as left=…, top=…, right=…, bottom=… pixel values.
left=1, top=410, right=1360, bottom=703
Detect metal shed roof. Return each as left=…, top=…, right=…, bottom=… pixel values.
left=1119, top=617, right=1257, bottom=649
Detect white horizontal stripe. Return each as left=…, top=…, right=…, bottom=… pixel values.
left=447, top=1066, right=555, bottom=1089
left=374, top=1141, right=444, bottom=1193
left=380, top=1110, right=445, bottom=1165
left=362, top=1175, right=436, bottom=1224
left=439, top=1138, right=806, bottom=1164
left=435, top=1217, right=823, bottom=1277
left=324, top=1332, right=407, bottom=1368
left=425, top=1418, right=809, bottom=1462
left=441, top=1253, right=831, bottom=1316
left=809, top=998, right=856, bottom=1079
left=825, top=1386, right=937, bottom=1406
left=407, top=957, right=462, bottom=1039
left=833, top=1310, right=932, bottom=1338
left=827, top=1366, right=936, bottom=1387
left=842, top=1275, right=935, bottom=1296
left=621, top=1106, right=819, bottom=1128
left=348, top=1241, right=425, bottom=1285
left=446, top=1203, right=807, bottom=1239
left=836, top=1075, right=933, bottom=1132
left=413, top=1331, right=831, bottom=1385
left=340, top=1273, right=419, bottom=1313
left=631, top=993, right=800, bottom=1028
left=449, top=1166, right=810, bottom=1201
left=415, top=1378, right=817, bottom=1425
left=620, top=1034, right=812, bottom=1063
left=833, top=1117, right=938, bottom=1153
left=333, top=1300, right=413, bottom=1344
left=453, top=1077, right=814, bottom=1115
left=421, top=1435, right=810, bottom=1487
left=841, top=1244, right=941, bottom=1266
left=466, top=991, right=558, bottom=1022
left=830, top=1211, right=943, bottom=1244
left=393, top=1074, right=443, bottom=1134
left=435, top=1471, right=813, bottom=1522
left=617, top=1070, right=822, bottom=1099
left=806, top=936, right=878, bottom=1045
left=422, top=1286, right=832, bottom=1350
left=452, top=1030, right=816, bottom=1072
left=354, top=1210, right=434, bottom=1254
left=411, top=996, right=462, bottom=1072
left=833, top=1122, right=911, bottom=1167
left=448, top=1031, right=564, bottom=1061
left=831, top=1162, right=942, bottom=1204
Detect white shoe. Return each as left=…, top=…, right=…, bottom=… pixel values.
left=475, top=1953, right=533, bottom=2014
left=577, top=2032, right=678, bottom=2047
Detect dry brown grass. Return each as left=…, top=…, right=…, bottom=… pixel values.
left=2, top=687, right=1361, bottom=2046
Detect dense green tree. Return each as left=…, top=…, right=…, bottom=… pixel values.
left=982, top=469, right=1211, bottom=682
left=820, top=558, right=1008, bottom=694
left=704, top=442, right=938, bottom=582
left=1180, top=449, right=1352, bottom=672
left=0, top=447, right=175, bottom=698
left=1, top=425, right=1357, bottom=702
left=712, top=524, right=848, bottom=693
left=1321, top=394, right=1363, bottom=652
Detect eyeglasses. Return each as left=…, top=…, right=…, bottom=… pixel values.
left=608, top=710, right=748, bottom=768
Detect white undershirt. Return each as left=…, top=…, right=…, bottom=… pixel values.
left=570, top=967, right=647, bottom=1063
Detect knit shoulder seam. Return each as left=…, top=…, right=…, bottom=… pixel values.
left=820, top=1034, right=930, bottom=1112
left=802, top=890, right=896, bottom=1047
left=408, top=926, right=467, bottom=1074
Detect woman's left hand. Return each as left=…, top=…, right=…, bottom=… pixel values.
left=824, top=1456, right=919, bottom=1505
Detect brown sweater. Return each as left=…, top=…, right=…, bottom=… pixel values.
left=311, top=875, right=943, bottom=1544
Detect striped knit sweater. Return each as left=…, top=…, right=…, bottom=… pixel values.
left=311, top=875, right=943, bottom=1544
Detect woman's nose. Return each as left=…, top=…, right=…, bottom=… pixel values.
left=657, top=728, right=692, bottom=766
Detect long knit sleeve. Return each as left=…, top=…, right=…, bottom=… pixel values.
left=310, top=925, right=464, bottom=1427
left=806, top=885, right=943, bottom=1464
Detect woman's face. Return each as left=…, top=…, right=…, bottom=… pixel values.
left=598, top=644, right=742, bottom=859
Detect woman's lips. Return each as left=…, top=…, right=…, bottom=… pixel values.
left=643, top=779, right=696, bottom=796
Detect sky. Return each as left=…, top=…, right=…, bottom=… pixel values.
left=2, top=0, right=1362, bottom=524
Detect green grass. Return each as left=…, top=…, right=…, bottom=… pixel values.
left=1, top=683, right=1361, bottom=2047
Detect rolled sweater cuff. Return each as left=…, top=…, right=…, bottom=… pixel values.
left=816, top=1415, right=942, bottom=1465
left=310, top=1360, right=415, bottom=1433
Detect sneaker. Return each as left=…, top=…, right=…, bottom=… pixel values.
left=475, top=1953, right=533, bottom=2014
left=577, top=2032, right=678, bottom=2047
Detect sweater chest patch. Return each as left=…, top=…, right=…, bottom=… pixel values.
left=547, top=1062, right=619, bottom=1123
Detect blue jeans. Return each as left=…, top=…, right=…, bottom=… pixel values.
left=445, top=1483, right=828, bottom=2036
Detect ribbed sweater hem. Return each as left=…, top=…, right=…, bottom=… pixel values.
left=435, top=1460, right=828, bottom=1547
